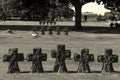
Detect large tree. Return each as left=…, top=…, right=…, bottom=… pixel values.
left=58, top=0, right=95, bottom=30
left=58, top=0, right=120, bottom=30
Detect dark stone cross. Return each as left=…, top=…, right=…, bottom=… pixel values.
left=53, top=21, right=56, bottom=25
left=26, top=48, right=47, bottom=73
left=43, top=21, right=46, bottom=25
left=47, top=27, right=53, bottom=35
left=74, top=48, right=94, bottom=73
left=39, top=21, right=42, bottom=25
left=63, top=27, right=69, bottom=35
left=3, top=48, right=24, bottom=73
left=46, top=20, right=49, bottom=25
left=110, top=23, right=114, bottom=28
left=97, top=49, right=118, bottom=73
left=51, top=44, right=71, bottom=73
left=50, top=21, right=53, bottom=25
left=55, top=27, right=61, bottom=35
left=40, top=27, right=45, bottom=35
left=115, top=23, right=120, bottom=28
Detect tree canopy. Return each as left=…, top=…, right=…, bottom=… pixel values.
left=0, top=0, right=49, bottom=20
left=0, top=0, right=73, bottom=21
left=96, top=0, right=120, bottom=12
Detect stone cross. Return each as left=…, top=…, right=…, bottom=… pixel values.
left=50, top=21, right=53, bottom=25
left=46, top=20, right=49, bottom=25
left=97, top=49, right=118, bottom=73
left=51, top=44, right=71, bottom=73
left=110, top=23, right=114, bottom=28
left=53, top=21, right=56, bottom=25
left=3, top=48, right=24, bottom=73
left=43, top=21, right=46, bottom=25
left=40, top=27, right=45, bottom=35
left=26, top=48, right=47, bottom=73
left=74, top=48, right=94, bottom=73
left=3, top=48, right=24, bottom=62
left=63, top=27, right=69, bottom=35
left=39, top=21, right=42, bottom=25
left=56, top=27, right=61, bottom=35
left=47, top=27, right=53, bottom=35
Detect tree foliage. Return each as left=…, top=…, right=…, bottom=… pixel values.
left=0, top=0, right=49, bottom=20
left=96, top=0, right=120, bottom=12
left=48, top=1, right=74, bottom=21
left=0, top=0, right=73, bottom=20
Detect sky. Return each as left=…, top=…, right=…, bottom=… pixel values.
left=72, top=2, right=110, bottom=15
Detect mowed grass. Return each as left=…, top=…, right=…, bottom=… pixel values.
left=0, top=30, right=120, bottom=80
left=0, top=20, right=111, bottom=27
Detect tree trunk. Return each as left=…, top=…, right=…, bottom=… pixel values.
left=74, top=5, right=82, bottom=31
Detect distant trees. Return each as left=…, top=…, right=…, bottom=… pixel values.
left=0, top=0, right=49, bottom=20
left=0, top=0, right=73, bottom=21
left=1, top=0, right=22, bottom=17
left=96, top=0, right=120, bottom=22
left=96, top=0, right=120, bottom=11
left=48, top=1, right=74, bottom=21
left=21, top=0, right=49, bottom=20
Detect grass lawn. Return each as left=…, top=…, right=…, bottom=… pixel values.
left=0, top=29, right=120, bottom=80
left=0, top=20, right=111, bottom=27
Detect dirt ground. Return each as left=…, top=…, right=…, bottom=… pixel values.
left=0, top=29, right=120, bottom=80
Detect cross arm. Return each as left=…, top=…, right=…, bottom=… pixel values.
left=3, top=53, right=24, bottom=62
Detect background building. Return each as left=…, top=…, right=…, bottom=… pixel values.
left=73, top=12, right=99, bottom=22
left=81, top=12, right=98, bottom=22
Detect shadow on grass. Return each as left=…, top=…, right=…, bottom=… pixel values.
left=1, top=25, right=120, bottom=34
left=77, top=26, right=120, bottom=34
left=91, top=71, right=120, bottom=74
left=44, top=71, right=77, bottom=73
left=113, top=71, right=120, bottom=73
left=90, top=71, right=101, bottom=73
left=67, top=71, right=77, bottom=73
left=44, top=71, right=101, bottom=73
left=44, top=71, right=54, bottom=73
left=15, top=70, right=120, bottom=74
left=20, top=71, right=30, bottom=73
left=21, top=71, right=55, bottom=74
left=15, top=71, right=78, bottom=74
left=44, top=71, right=120, bottom=74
